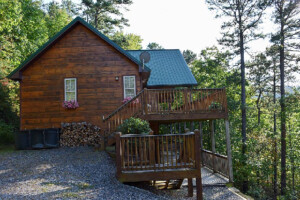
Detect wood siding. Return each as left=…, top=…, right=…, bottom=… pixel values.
left=20, top=24, right=141, bottom=130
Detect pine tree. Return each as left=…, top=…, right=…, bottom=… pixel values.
left=205, top=0, right=271, bottom=192
left=81, top=0, right=132, bottom=34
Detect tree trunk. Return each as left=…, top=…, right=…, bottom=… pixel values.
left=256, top=90, right=262, bottom=125
left=239, top=14, right=248, bottom=192
left=273, top=69, right=278, bottom=200
left=279, top=7, right=287, bottom=195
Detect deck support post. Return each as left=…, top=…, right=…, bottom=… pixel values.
left=194, top=129, right=203, bottom=200
left=149, top=131, right=155, bottom=165
left=115, top=132, right=122, bottom=179
left=210, top=120, right=216, bottom=173
left=188, top=178, right=193, bottom=197
left=225, top=119, right=234, bottom=183
left=150, top=122, right=159, bottom=135
left=199, top=122, right=203, bottom=166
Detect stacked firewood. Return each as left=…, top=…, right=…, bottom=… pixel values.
left=60, top=122, right=102, bottom=147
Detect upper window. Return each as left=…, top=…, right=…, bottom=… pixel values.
left=64, top=78, right=77, bottom=101
left=123, top=76, right=136, bottom=98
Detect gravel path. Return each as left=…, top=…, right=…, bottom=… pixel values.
left=0, top=147, right=245, bottom=200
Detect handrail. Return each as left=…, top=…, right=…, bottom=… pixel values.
left=103, top=89, right=145, bottom=122
left=121, top=132, right=195, bottom=138
left=201, top=149, right=228, bottom=159
left=146, top=88, right=225, bottom=91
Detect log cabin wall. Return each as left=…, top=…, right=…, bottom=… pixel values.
left=20, top=24, right=141, bottom=130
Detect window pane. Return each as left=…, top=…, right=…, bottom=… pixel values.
left=66, top=80, right=71, bottom=91
left=66, top=92, right=76, bottom=101
left=124, top=77, right=130, bottom=88
left=128, top=77, right=134, bottom=88
left=125, top=89, right=135, bottom=98
left=70, top=80, right=75, bottom=91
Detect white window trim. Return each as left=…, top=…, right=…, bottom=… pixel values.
left=123, top=76, right=136, bottom=98
left=64, top=78, right=77, bottom=101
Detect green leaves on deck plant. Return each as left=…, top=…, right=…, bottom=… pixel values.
left=117, top=117, right=151, bottom=135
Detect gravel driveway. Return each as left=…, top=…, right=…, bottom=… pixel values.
left=0, top=147, right=163, bottom=200
left=0, top=147, right=245, bottom=200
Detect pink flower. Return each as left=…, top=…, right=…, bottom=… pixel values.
left=63, top=100, right=79, bottom=109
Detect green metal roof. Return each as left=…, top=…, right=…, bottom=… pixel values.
left=7, top=17, right=150, bottom=79
left=127, top=50, right=197, bottom=87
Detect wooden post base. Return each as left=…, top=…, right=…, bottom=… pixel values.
left=188, top=178, right=193, bottom=197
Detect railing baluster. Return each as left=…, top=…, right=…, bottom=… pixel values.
left=122, top=138, right=125, bottom=169
left=156, top=137, right=160, bottom=168
left=166, top=135, right=169, bottom=166
left=131, top=137, right=133, bottom=170
left=183, top=135, right=186, bottom=167
left=126, top=139, right=129, bottom=170
left=162, top=136, right=165, bottom=169
left=171, top=135, right=173, bottom=167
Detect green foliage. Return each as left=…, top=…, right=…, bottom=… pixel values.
left=183, top=49, right=197, bottom=65
left=0, top=0, right=73, bottom=145
left=0, top=82, right=18, bottom=125
left=0, top=120, right=15, bottom=145
left=45, top=1, right=72, bottom=38
left=146, top=42, right=163, bottom=50
left=117, top=117, right=151, bottom=135
left=81, top=0, right=132, bottom=34
left=110, top=31, right=143, bottom=50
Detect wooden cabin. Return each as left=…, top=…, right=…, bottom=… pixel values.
left=8, top=17, right=234, bottom=200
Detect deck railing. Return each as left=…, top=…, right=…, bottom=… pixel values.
left=201, top=149, right=229, bottom=178
left=144, top=88, right=227, bottom=114
left=115, top=130, right=201, bottom=174
left=104, top=88, right=228, bottom=133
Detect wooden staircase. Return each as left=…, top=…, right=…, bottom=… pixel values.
left=152, top=179, right=184, bottom=189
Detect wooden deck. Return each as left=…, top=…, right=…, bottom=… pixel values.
left=104, top=88, right=228, bottom=133
left=105, top=88, right=233, bottom=200
left=115, top=131, right=203, bottom=200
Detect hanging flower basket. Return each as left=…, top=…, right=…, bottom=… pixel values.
left=62, top=100, right=79, bottom=109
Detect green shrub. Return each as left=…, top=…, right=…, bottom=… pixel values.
left=117, top=117, right=151, bottom=135
left=0, top=120, right=15, bottom=145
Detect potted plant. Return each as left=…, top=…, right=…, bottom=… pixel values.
left=62, top=100, right=79, bottom=110
left=122, top=97, right=139, bottom=106
left=209, top=101, right=222, bottom=111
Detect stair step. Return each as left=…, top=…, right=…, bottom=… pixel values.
left=152, top=179, right=184, bottom=190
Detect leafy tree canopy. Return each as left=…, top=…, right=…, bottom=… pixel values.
left=146, top=42, right=163, bottom=50
left=110, top=31, right=143, bottom=50
left=183, top=49, right=197, bottom=65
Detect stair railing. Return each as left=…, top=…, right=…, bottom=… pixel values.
left=103, top=89, right=145, bottom=133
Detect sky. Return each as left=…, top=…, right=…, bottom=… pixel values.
left=48, top=0, right=274, bottom=53
left=47, top=0, right=299, bottom=86
left=122, top=0, right=223, bottom=52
